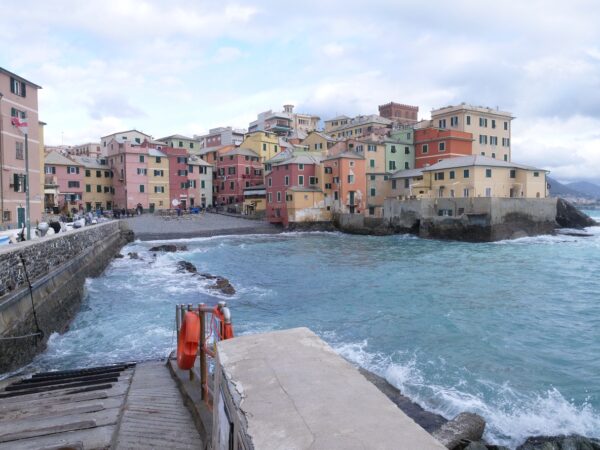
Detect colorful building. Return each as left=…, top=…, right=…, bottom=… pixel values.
left=71, top=156, right=114, bottom=211
left=430, top=104, right=514, bottom=162
left=215, top=148, right=262, bottom=205
left=243, top=185, right=266, bottom=216
left=385, top=128, right=415, bottom=173
left=249, top=105, right=319, bottom=137
left=67, top=143, right=102, bottom=158
left=157, top=134, right=201, bottom=155
left=265, top=154, right=324, bottom=226
left=0, top=67, right=43, bottom=228
left=324, top=114, right=392, bottom=139
left=106, top=139, right=149, bottom=210
left=147, top=148, right=170, bottom=212
left=44, top=151, right=84, bottom=213
left=378, top=102, right=419, bottom=125
left=188, top=155, right=213, bottom=208
left=197, top=127, right=245, bottom=149
left=322, top=152, right=366, bottom=215
left=301, top=131, right=339, bottom=154
left=414, top=127, right=473, bottom=169
left=240, top=131, right=282, bottom=162
left=391, top=156, right=548, bottom=200
left=101, top=129, right=152, bottom=152
left=161, top=146, right=190, bottom=208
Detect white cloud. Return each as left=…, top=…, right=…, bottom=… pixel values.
left=213, top=47, right=244, bottom=64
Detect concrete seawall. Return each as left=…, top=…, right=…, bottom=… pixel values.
left=0, top=221, right=133, bottom=373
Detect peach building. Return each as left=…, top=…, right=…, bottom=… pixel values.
left=322, top=152, right=366, bottom=215
left=0, top=67, right=43, bottom=228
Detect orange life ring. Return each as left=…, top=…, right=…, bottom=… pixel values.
left=177, top=311, right=200, bottom=370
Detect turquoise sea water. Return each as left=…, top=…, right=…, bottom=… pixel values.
left=16, top=210, right=600, bottom=448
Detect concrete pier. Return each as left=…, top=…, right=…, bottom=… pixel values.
left=212, top=327, right=446, bottom=450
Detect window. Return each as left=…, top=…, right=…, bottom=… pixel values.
left=137, top=168, right=147, bottom=175
left=405, top=146, right=410, bottom=155
left=283, top=175, right=289, bottom=186
left=68, top=181, right=81, bottom=188
left=11, top=107, right=26, bottom=119
left=68, top=166, right=79, bottom=174
left=96, top=170, right=101, bottom=177
left=298, top=175, right=304, bottom=186
left=188, top=165, right=194, bottom=174
left=104, top=171, right=110, bottom=177
left=486, top=169, right=492, bottom=177
left=268, top=177, right=272, bottom=187
left=139, top=185, right=145, bottom=193
left=491, top=119, right=496, bottom=129
left=492, top=153, right=496, bottom=159
left=463, top=188, right=469, bottom=197
left=286, top=193, right=293, bottom=201
left=434, top=172, right=445, bottom=181
left=178, top=141, right=183, bottom=147
left=15, top=142, right=24, bottom=160
left=86, top=184, right=91, bottom=192
left=450, top=189, right=455, bottom=198
left=438, top=119, right=446, bottom=128
left=274, top=145, right=278, bottom=152
left=356, top=145, right=363, bottom=152
left=255, top=169, right=261, bottom=176
left=485, top=187, right=492, bottom=197
left=370, top=188, right=376, bottom=196
left=190, top=143, right=194, bottom=149
left=298, top=163, right=304, bottom=171
left=466, top=115, right=471, bottom=125
left=370, top=159, right=375, bottom=168
left=135, top=137, right=140, bottom=144
left=504, top=154, right=508, bottom=161
left=504, top=121, right=508, bottom=130
left=490, top=136, right=498, bottom=146
left=154, top=186, right=165, bottom=193
left=510, top=169, right=516, bottom=178
left=230, top=181, right=234, bottom=190
left=10, top=77, right=26, bottom=97
left=227, top=167, right=235, bottom=175
left=277, top=191, right=281, bottom=202
left=391, top=145, right=396, bottom=153
left=502, top=138, right=510, bottom=147
left=348, top=175, right=354, bottom=183
left=45, top=166, right=56, bottom=174
left=325, top=167, right=332, bottom=174
left=449, top=170, right=455, bottom=179
left=155, top=156, right=161, bottom=163
left=389, top=161, right=396, bottom=171
left=404, top=179, right=410, bottom=188
left=422, top=144, right=429, bottom=154
left=268, top=193, right=272, bottom=202
left=392, top=179, right=397, bottom=189
left=189, top=180, right=197, bottom=188
left=464, top=169, right=470, bottom=178
left=309, top=176, right=317, bottom=185
left=262, top=143, right=267, bottom=151
left=404, top=162, right=410, bottom=169
left=334, top=191, right=339, bottom=200
left=439, top=142, right=445, bottom=152
left=139, top=155, right=145, bottom=163
left=367, top=144, right=376, bottom=152
left=96, top=185, right=102, bottom=193
left=370, top=175, right=376, bottom=181
left=325, top=183, right=332, bottom=189
left=450, top=116, right=458, bottom=127
left=481, top=152, right=486, bottom=156
left=369, top=207, right=375, bottom=215
left=479, top=135, right=488, bottom=145
left=104, top=186, right=110, bottom=193
left=479, top=117, right=488, bottom=127
left=533, top=171, right=540, bottom=177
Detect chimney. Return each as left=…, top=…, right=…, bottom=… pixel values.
left=283, top=104, right=294, bottom=113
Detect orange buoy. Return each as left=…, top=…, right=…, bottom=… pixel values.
left=177, top=311, right=200, bottom=370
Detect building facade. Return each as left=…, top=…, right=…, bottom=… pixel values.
left=324, top=114, right=392, bottom=139
left=188, top=155, right=213, bottom=208
left=249, top=105, right=319, bottom=137
left=430, top=104, right=513, bottom=162
left=378, top=102, right=419, bottom=125
left=44, top=151, right=84, bottom=212
left=198, top=127, right=245, bottom=149
left=322, top=152, right=366, bottom=215
left=101, top=130, right=152, bottom=153
left=414, top=128, right=473, bottom=169
left=0, top=67, right=43, bottom=228
left=71, top=156, right=114, bottom=211
left=215, top=148, right=262, bottom=205
left=147, top=148, right=170, bottom=212
left=106, top=140, right=149, bottom=210
left=157, top=134, right=201, bottom=155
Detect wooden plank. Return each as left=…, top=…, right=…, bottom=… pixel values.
left=0, top=397, right=124, bottom=422
left=0, top=424, right=115, bottom=450
left=0, top=391, right=109, bottom=413
left=0, top=420, right=97, bottom=443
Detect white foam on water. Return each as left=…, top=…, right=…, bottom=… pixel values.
left=328, top=337, right=600, bottom=449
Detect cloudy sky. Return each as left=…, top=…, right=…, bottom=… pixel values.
left=2, top=0, right=600, bottom=183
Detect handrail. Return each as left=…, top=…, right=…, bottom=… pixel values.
left=175, top=301, right=234, bottom=409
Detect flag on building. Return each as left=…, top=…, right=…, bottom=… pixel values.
left=11, top=116, right=28, bottom=135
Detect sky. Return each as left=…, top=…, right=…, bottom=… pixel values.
left=1, top=0, right=600, bottom=183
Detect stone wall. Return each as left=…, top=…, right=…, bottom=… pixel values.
left=0, top=221, right=133, bottom=372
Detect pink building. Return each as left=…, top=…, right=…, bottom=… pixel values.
left=215, top=148, right=262, bottom=205
left=265, top=154, right=321, bottom=226
left=0, top=67, right=43, bottom=228
left=160, top=146, right=191, bottom=208
left=44, top=151, right=84, bottom=212
left=106, top=139, right=149, bottom=210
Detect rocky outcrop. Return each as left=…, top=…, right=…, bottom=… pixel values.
left=175, top=261, right=235, bottom=295
left=517, top=435, right=600, bottom=449
left=432, top=412, right=486, bottom=449
left=127, top=252, right=139, bottom=259
left=149, top=244, right=188, bottom=252
left=556, top=198, right=597, bottom=229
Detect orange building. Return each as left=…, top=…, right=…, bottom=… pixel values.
left=323, top=152, right=366, bottom=215
left=414, top=128, right=473, bottom=168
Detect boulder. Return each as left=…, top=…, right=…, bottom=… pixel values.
left=556, top=198, right=597, bottom=229
left=114, top=254, right=125, bottom=259
left=127, top=252, right=139, bottom=259
left=199, top=273, right=216, bottom=279
left=176, top=261, right=197, bottom=274
left=208, top=277, right=236, bottom=295
left=432, top=412, right=486, bottom=449
left=148, top=244, right=188, bottom=252
left=517, top=435, right=600, bottom=450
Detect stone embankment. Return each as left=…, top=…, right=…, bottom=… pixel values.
left=0, top=221, right=133, bottom=372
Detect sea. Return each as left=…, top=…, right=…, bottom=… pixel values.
left=11, top=210, right=600, bottom=448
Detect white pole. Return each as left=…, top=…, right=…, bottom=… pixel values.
left=25, top=132, right=31, bottom=240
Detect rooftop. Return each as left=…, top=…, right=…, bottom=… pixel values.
left=431, top=103, right=514, bottom=118
left=45, top=151, right=80, bottom=166
left=390, top=168, right=424, bottom=179
left=323, top=151, right=364, bottom=161
left=157, top=134, right=196, bottom=142
left=422, top=155, right=546, bottom=172
left=70, top=156, right=108, bottom=169
left=222, top=147, right=260, bottom=158
left=0, top=66, right=42, bottom=89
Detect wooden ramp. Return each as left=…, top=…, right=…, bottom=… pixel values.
left=0, top=361, right=203, bottom=449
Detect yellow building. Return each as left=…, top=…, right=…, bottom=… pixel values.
left=431, top=104, right=514, bottom=162
left=389, top=155, right=548, bottom=199
left=147, top=148, right=170, bottom=211
left=301, top=131, right=339, bottom=154
left=353, top=139, right=389, bottom=217
left=72, top=156, right=114, bottom=211
left=241, top=131, right=282, bottom=162
left=243, top=185, right=266, bottom=216
left=285, top=187, right=331, bottom=224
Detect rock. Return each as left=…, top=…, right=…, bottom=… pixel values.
left=176, top=261, right=197, bottom=274
left=114, top=254, right=124, bottom=258
left=127, top=252, right=139, bottom=259
left=517, top=435, right=600, bottom=450
left=462, top=442, right=510, bottom=450
left=556, top=198, right=597, bottom=229
left=357, top=367, right=447, bottom=433
left=148, top=244, right=188, bottom=252
left=199, top=273, right=217, bottom=279
left=208, top=277, right=236, bottom=295
left=432, top=412, right=486, bottom=450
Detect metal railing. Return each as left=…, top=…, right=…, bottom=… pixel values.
left=175, top=301, right=233, bottom=409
